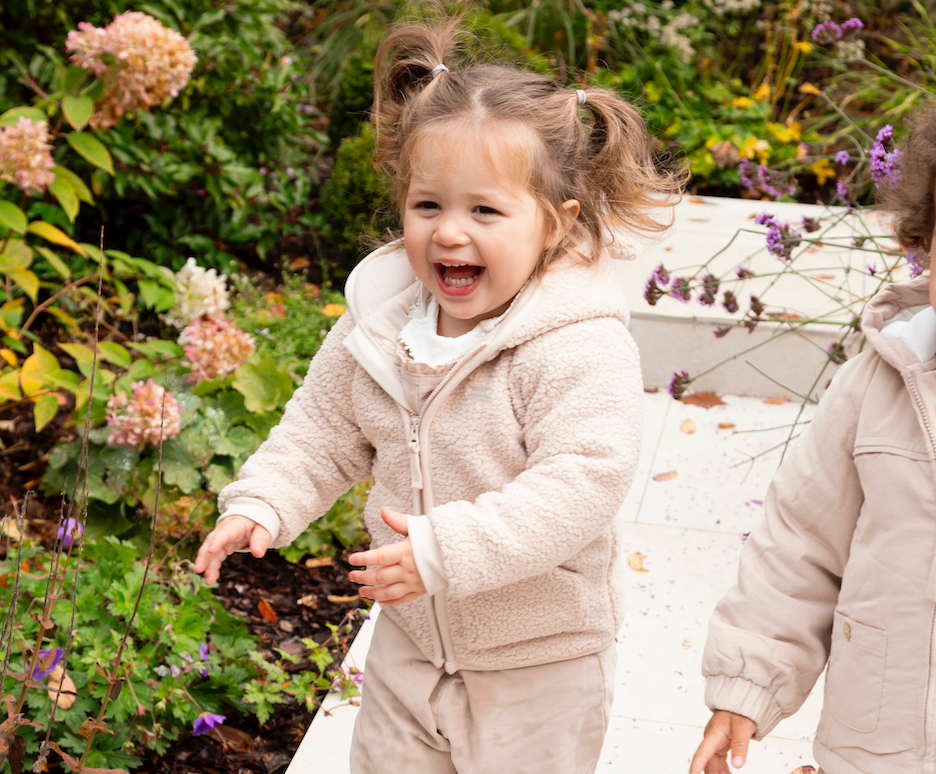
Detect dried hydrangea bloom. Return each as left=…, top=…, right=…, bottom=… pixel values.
left=66, top=11, right=197, bottom=130
left=179, top=315, right=254, bottom=382
left=0, top=116, right=56, bottom=195
left=163, top=258, right=231, bottom=329
left=106, top=378, right=183, bottom=449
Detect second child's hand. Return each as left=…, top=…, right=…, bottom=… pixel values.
left=348, top=507, right=427, bottom=606
left=689, top=711, right=757, bottom=774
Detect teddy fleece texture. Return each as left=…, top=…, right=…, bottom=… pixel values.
left=702, top=275, right=936, bottom=774
left=219, top=240, right=643, bottom=672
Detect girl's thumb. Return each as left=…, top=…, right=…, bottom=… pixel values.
left=381, top=507, right=409, bottom=536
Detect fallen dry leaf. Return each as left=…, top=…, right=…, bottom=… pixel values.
left=297, top=593, right=318, bottom=609
left=810, top=273, right=835, bottom=280
left=682, top=640, right=692, bottom=647
left=628, top=553, right=649, bottom=572
left=680, top=391, right=726, bottom=409
left=47, top=666, right=77, bottom=710
left=207, top=724, right=254, bottom=752
left=1, top=517, right=21, bottom=541
left=305, top=556, right=334, bottom=568
left=767, top=312, right=804, bottom=321
left=257, top=599, right=278, bottom=623
left=718, top=422, right=735, bottom=429
left=653, top=470, right=678, bottom=481
left=270, top=303, right=287, bottom=317
left=289, top=256, right=312, bottom=271
left=689, top=197, right=707, bottom=204
left=327, top=594, right=362, bottom=604
left=763, top=396, right=787, bottom=404
left=643, top=386, right=660, bottom=393
left=680, top=419, right=696, bottom=434
left=266, top=291, right=285, bottom=305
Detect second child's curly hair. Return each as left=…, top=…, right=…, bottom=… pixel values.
left=877, top=107, right=936, bottom=269
left=371, top=15, right=685, bottom=275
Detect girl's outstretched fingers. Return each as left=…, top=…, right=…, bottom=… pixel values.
left=381, top=506, right=409, bottom=535
left=193, top=515, right=271, bottom=585
left=689, top=711, right=757, bottom=774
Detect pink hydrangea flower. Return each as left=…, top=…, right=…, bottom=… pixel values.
left=66, top=12, right=197, bottom=129
left=178, top=315, right=254, bottom=383
left=0, top=116, right=56, bottom=195
left=106, top=378, right=183, bottom=449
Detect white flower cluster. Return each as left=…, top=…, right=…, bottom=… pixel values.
left=607, top=5, right=698, bottom=63
left=659, top=13, right=699, bottom=63
left=702, top=0, right=761, bottom=15
left=0, top=117, right=56, bottom=195
left=66, top=11, right=197, bottom=129
left=163, top=258, right=231, bottom=329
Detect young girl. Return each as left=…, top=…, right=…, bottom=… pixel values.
left=690, top=109, right=936, bottom=774
left=195, top=16, right=680, bottom=772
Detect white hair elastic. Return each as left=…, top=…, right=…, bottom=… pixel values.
left=576, top=89, right=588, bottom=106
left=431, top=63, right=449, bottom=78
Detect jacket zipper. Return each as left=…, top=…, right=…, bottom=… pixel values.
left=907, top=374, right=936, bottom=769
left=406, top=343, right=487, bottom=671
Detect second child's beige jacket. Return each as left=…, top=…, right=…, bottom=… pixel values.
left=703, top=276, right=936, bottom=774
left=219, top=242, right=643, bottom=673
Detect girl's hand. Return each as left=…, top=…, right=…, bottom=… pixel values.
left=689, top=711, right=757, bottom=774
left=348, top=507, right=427, bottom=605
left=194, top=515, right=272, bottom=585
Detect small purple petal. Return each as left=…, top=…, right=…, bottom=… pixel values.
left=30, top=648, right=65, bottom=681
left=192, top=713, right=226, bottom=736
left=199, top=642, right=210, bottom=661
left=57, top=518, right=83, bottom=548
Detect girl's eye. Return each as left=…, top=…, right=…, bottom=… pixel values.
left=416, top=201, right=440, bottom=210
left=475, top=206, right=498, bottom=215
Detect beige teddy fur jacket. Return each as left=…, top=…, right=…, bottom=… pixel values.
left=218, top=241, right=643, bottom=672
left=703, top=276, right=936, bottom=774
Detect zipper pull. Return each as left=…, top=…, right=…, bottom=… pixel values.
left=409, top=414, right=423, bottom=490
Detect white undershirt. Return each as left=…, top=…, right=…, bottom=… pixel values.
left=881, top=305, right=936, bottom=363
left=398, top=291, right=505, bottom=366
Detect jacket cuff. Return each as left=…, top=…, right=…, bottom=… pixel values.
left=219, top=496, right=282, bottom=547
left=407, top=514, right=447, bottom=596
left=704, top=674, right=785, bottom=740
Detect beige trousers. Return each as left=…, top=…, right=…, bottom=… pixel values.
left=350, top=613, right=616, bottom=774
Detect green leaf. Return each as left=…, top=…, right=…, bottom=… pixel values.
left=127, top=340, right=183, bottom=359
left=0, top=107, right=46, bottom=126
left=35, top=246, right=72, bottom=279
left=127, top=359, right=155, bottom=380
left=33, top=393, right=59, bottom=432
left=52, top=166, right=93, bottom=204
left=62, top=94, right=94, bottom=130
left=66, top=132, right=115, bottom=175
left=58, top=342, right=96, bottom=365
left=64, top=65, right=88, bottom=93
left=192, top=378, right=223, bottom=397
left=113, top=277, right=132, bottom=315
left=0, top=202, right=27, bottom=235
left=49, top=176, right=79, bottom=223
left=0, top=371, right=22, bottom=401
left=97, top=341, right=130, bottom=368
left=137, top=279, right=175, bottom=311
left=2, top=238, right=32, bottom=267
left=45, top=368, right=81, bottom=389
left=232, top=358, right=293, bottom=413
left=159, top=439, right=203, bottom=493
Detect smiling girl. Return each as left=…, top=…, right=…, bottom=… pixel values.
left=195, top=14, right=682, bottom=773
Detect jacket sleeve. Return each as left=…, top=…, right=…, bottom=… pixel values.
left=426, top=317, right=643, bottom=598
left=217, top=312, right=375, bottom=548
left=702, top=356, right=865, bottom=737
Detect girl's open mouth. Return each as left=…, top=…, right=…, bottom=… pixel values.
left=435, top=263, right=484, bottom=295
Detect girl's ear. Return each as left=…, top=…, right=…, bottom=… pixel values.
left=546, top=199, right=581, bottom=249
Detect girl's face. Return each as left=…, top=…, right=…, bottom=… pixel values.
left=403, top=137, right=574, bottom=338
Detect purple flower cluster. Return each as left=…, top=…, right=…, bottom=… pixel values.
left=740, top=158, right=796, bottom=200
left=192, top=712, right=226, bottom=736
left=826, top=341, right=848, bottom=365
left=668, top=371, right=691, bottom=400
left=670, top=277, right=692, bottom=304
left=870, top=124, right=902, bottom=188
left=835, top=179, right=850, bottom=204
left=722, top=290, right=739, bottom=314
left=57, top=517, right=83, bottom=548
left=754, top=212, right=802, bottom=261
left=906, top=251, right=925, bottom=278
left=811, top=17, right=864, bottom=44
left=834, top=150, right=850, bottom=165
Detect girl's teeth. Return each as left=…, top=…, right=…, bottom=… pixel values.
left=444, top=275, right=475, bottom=287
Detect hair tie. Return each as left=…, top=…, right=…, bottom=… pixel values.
left=576, top=89, right=587, bottom=106
left=431, top=63, right=449, bottom=78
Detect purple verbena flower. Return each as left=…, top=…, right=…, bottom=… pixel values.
left=736, top=266, right=756, bottom=279
left=907, top=251, right=925, bottom=278
left=835, top=150, right=850, bottom=165
left=670, top=277, right=692, bottom=303
left=722, top=290, right=739, bottom=314
left=841, top=17, right=864, bottom=32
left=870, top=125, right=902, bottom=188
left=192, top=712, right=226, bottom=736
left=826, top=341, right=848, bottom=365
left=651, top=263, right=670, bottom=285
left=57, top=517, right=83, bottom=548
left=866, top=263, right=877, bottom=276
left=812, top=20, right=843, bottom=43
left=738, top=157, right=755, bottom=190
left=756, top=165, right=796, bottom=200
left=836, top=179, right=849, bottom=203
left=644, top=278, right=664, bottom=306
left=668, top=370, right=691, bottom=400
left=756, top=212, right=801, bottom=261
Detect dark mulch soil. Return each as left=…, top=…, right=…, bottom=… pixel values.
left=136, top=549, right=371, bottom=774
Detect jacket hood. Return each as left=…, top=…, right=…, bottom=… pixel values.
left=862, top=275, right=933, bottom=371
left=343, top=239, right=632, bottom=358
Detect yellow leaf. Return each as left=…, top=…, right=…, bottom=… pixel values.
left=0, top=371, right=22, bottom=401
left=768, top=121, right=802, bottom=143
left=0, top=349, right=17, bottom=366
left=810, top=158, right=837, bottom=185
left=20, top=343, right=59, bottom=396
left=321, top=303, right=347, bottom=317
left=730, top=96, right=754, bottom=109
left=753, top=82, right=771, bottom=101
left=794, top=40, right=814, bottom=53
left=739, top=136, right=771, bottom=163
left=798, top=82, right=822, bottom=95
left=25, top=221, right=87, bottom=256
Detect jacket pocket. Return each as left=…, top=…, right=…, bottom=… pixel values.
left=460, top=566, right=590, bottom=649
left=824, top=611, right=887, bottom=733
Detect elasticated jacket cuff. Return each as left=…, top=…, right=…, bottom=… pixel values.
left=219, top=496, right=281, bottom=547
left=704, top=674, right=785, bottom=740
left=408, top=514, right=447, bottom=596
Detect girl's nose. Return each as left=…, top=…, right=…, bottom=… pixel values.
left=432, top=213, right=470, bottom=247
